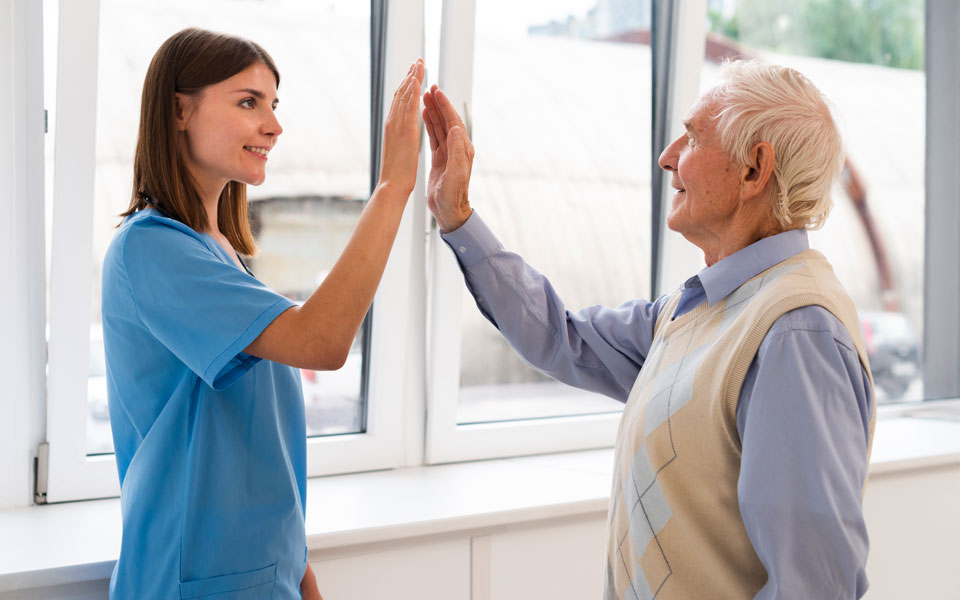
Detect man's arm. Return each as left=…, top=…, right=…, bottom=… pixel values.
left=443, top=212, right=665, bottom=401
left=423, top=85, right=663, bottom=400
left=737, top=306, right=872, bottom=599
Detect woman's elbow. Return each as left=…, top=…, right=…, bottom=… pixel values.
left=304, top=339, right=349, bottom=371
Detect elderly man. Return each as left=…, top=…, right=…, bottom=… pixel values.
left=422, top=59, right=875, bottom=599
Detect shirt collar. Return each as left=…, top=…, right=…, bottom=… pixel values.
left=696, top=228, right=809, bottom=307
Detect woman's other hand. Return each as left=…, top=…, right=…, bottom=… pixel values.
left=301, top=563, right=323, bottom=600
left=378, top=58, right=425, bottom=196
left=422, top=85, right=474, bottom=233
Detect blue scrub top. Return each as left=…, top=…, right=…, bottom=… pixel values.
left=101, top=208, right=307, bottom=599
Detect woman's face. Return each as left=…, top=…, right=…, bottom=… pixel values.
left=176, top=62, right=282, bottom=196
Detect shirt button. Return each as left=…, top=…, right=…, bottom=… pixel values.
left=459, top=245, right=467, bottom=254
left=477, top=296, right=484, bottom=303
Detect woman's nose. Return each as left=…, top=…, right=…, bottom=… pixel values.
left=264, top=110, right=283, bottom=137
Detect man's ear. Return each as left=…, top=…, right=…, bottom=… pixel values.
left=174, top=93, right=190, bottom=131
left=740, top=141, right=775, bottom=202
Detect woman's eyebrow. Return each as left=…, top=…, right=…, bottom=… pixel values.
left=231, top=88, right=280, bottom=104
left=232, top=88, right=265, bottom=98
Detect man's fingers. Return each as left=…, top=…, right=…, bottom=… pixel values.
left=427, top=85, right=450, bottom=132
left=434, top=88, right=466, bottom=133
left=423, top=91, right=448, bottom=137
left=423, top=107, right=441, bottom=152
left=447, top=125, right=466, bottom=167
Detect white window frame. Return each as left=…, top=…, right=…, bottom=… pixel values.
left=21, top=0, right=959, bottom=506
left=41, top=0, right=426, bottom=503
left=0, top=0, right=47, bottom=509
left=421, top=1, right=706, bottom=464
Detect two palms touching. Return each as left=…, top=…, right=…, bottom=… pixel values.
left=423, top=84, right=475, bottom=233
left=299, top=74, right=471, bottom=600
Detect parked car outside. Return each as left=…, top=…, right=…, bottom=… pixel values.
left=860, top=311, right=921, bottom=402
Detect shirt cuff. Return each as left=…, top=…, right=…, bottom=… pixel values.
left=440, top=210, right=504, bottom=268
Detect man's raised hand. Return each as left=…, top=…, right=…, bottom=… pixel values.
left=423, top=85, right=474, bottom=232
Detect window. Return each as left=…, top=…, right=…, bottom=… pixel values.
left=41, top=0, right=419, bottom=502
left=22, top=0, right=957, bottom=505
left=425, top=0, right=651, bottom=462
left=678, top=0, right=926, bottom=404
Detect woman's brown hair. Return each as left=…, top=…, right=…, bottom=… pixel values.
left=122, top=27, right=280, bottom=256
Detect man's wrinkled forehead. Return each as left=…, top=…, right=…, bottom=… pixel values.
left=682, top=94, right=721, bottom=137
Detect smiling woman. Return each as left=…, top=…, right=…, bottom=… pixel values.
left=120, top=28, right=280, bottom=258
left=100, top=27, right=423, bottom=599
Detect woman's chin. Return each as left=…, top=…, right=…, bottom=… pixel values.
left=238, top=173, right=267, bottom=187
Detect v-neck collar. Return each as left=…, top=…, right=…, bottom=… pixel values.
left=201, top=232, right=254, bottom=276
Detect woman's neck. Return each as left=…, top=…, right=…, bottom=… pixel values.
left=197, top=178, right=226, bottom=237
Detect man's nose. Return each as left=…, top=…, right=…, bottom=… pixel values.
left=658, top=135, right=681, bottom=172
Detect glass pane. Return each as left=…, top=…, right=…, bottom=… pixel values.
left=82, top=0, right=371, bottom=454
left=682, top=0, right=924, bottom=404
left=457, top=1, right=652, bottom=424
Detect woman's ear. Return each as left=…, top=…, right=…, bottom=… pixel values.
left=174, top=93, right=190, bottom=131
left=739, top=141, right=775, bottom=202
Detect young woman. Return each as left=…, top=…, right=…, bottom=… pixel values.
left=101, top=28, right=423, bottom=599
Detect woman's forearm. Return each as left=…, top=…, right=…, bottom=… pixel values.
left=296, top=182, right=410, bottom=367
left=244, top=60, right=423, bottom=370
left=244, top=182, right=410, bottom=371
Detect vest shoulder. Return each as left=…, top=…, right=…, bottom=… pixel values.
left=754, top=249, right=852, bottom=304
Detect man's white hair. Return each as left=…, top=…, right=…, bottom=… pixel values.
left=707, top=59, right=844, bottom=230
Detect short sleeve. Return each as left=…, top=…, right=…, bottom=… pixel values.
left=120, top=220, right=295, bottom=389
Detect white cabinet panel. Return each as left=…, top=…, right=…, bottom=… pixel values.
left=863, top=464, right=960, bottom=600
left=480, top=515, right=606, bottom=600
left=0, top=579, right=109, bottom=600
left=310, top=537, right=471, bottom=600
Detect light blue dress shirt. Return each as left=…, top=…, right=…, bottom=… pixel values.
left=102, top=208, right=307, bottom=599
left=443, top=211, right=873, bottom=599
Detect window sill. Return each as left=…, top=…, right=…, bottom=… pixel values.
left=2, top=414, right=960, bottom=592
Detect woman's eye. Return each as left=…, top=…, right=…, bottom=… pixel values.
left=239, top=98, right=255, bottom=109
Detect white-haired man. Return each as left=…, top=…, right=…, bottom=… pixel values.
left=422, top=59, right=874, bottom=599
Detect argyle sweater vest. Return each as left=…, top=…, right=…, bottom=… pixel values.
left=603, top=249, right=875, bottom=600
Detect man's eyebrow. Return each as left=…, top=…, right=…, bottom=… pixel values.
left=232, top=88, right=280, bottom=104
left=682, top=119, right=699, bottom=137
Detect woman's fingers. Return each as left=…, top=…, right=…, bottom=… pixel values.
left=392, top=61, right=415, bottom=104
left=400, top=77, right=418, bottom=124
left=391, top=59, right=423, bottom=118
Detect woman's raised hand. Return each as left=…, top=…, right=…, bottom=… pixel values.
left=378, top=58, right=425, bottom=196
left=422, top=85, right=475, bottom=233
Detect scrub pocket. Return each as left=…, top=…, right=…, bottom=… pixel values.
left=180, top=563, right=277, bottom=599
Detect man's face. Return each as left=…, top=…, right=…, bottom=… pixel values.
left=658, top=96, right=743, bottom=246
